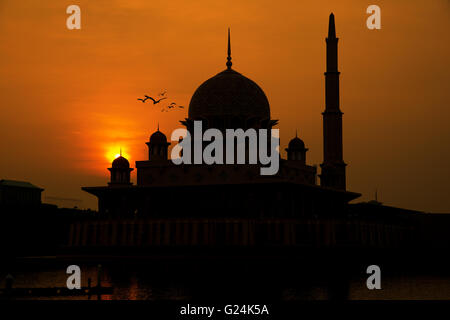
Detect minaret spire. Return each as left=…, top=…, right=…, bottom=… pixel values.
left=226, top=28, right=232, bottom=69
left=328, top=13, right=336, bottom=39
left=320, top=13, right=346, bottom=190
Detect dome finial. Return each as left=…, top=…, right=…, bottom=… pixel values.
left=157, top=122, right=159, bottom=131
left=295, top=129, right=298, bottom=138
left=120, top=147, right=122, bottom=157
left=226, top=28, right=232, bottom=69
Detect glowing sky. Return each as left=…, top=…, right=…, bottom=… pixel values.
left=0, top=0, right=449, bottom=212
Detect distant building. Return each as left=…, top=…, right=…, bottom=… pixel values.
left=0, top=179, right=43, bottom=207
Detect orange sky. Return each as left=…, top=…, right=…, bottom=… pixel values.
left=0, top=0, right=449, bottom=212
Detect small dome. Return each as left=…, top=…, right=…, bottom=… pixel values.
left=288, top=137, right=305, bottom=150
left=112, top=156, right=130, bottom=168
left=150, top=130, right=167, bottom=143
left=188, top=68, right=270, bottom=120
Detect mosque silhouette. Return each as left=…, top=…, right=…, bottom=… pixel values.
left=82, top=14, right=358, bottom=223
left=71, top=15, right=450, bottom=300
left=2, top=13, right=450, bottom=301
left=73, top=15, right=450, bottom=262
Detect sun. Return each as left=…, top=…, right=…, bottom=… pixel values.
left=105, top=146, right=130, bottom=163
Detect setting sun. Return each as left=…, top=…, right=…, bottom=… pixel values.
left=105, top=146, right=131, bottom=164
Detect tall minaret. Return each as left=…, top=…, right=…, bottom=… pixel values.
left=320, top=13, right=346, bottom=190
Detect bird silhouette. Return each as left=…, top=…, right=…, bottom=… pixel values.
left=137, top=96, right=149, bottom=103
left=145, top=95, right=167, bottom=104
left=160, top=101, right=185, bottom=112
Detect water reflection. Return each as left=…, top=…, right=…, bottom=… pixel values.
left=2, top=261, right=450, bottom=300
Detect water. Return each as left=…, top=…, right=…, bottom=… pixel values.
left=2, top=258, right=450, bottom=300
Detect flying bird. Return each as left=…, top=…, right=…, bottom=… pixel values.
left=169, top=102, right=184, bottom=107
left=137, top=96, right=149, bottom=103
left=161, top=101, right=185, bottom=112
left=145, top=95, right=167, bottom=104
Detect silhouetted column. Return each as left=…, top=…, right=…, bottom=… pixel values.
left=320, top=13, right=347, bottom=190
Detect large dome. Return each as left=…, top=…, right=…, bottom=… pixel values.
left=188, top=68, right=270, bottom=120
